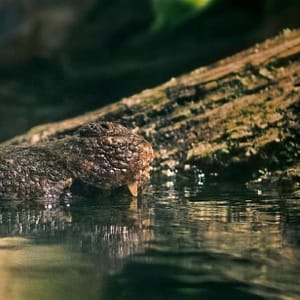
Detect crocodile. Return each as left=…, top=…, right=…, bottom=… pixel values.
left=0, top=122, right=153, bottom=200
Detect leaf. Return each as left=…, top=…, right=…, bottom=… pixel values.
left=151, top=0, right=214, bottom=31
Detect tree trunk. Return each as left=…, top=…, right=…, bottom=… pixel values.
left=2, top=29, right=300, bottom=188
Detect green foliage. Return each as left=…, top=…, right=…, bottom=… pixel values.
left=151, top=0, right=215, bottom=31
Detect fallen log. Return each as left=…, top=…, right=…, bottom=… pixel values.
left=2, top=29, right=300, bottom=189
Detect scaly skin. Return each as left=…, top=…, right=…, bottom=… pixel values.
left=0, top=122, right=153, bottom=200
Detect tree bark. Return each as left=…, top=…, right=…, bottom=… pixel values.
left=2, top=29, right=300, bottom=187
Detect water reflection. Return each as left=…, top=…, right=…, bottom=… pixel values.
left=0, top=237, right=103, bottom=300
left=0, top=194, right=154, bottom=271
left=0, top=174, right=300, bottom=300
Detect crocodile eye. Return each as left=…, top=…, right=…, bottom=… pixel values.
left=79, top=124, right=100, bottom=137
left=99, top=123, right=110, bottom=130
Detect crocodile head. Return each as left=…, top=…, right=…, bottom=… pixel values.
left=53, top=122, right=154, bottom=197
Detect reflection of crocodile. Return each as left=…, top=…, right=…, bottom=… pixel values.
left=0, top=122, right=153, bottom=200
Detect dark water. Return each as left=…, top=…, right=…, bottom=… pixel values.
left=0, top=173, right=300, bottom=300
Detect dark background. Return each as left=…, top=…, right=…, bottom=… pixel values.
left=0, top=0, right=299, bottom=141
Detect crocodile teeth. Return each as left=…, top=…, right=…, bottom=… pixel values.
left=128, top=182, right=138, bottom=197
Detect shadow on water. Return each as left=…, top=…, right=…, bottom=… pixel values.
left=0, top=172, right=300, bottom=300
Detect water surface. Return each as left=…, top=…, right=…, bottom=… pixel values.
left=0, top=173, right=299, bottom=300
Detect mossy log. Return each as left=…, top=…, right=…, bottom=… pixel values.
left=2, top=29, right=300, bottom=188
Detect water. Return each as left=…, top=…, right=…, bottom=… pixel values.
left=0, top=173, right=299, bottom=300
